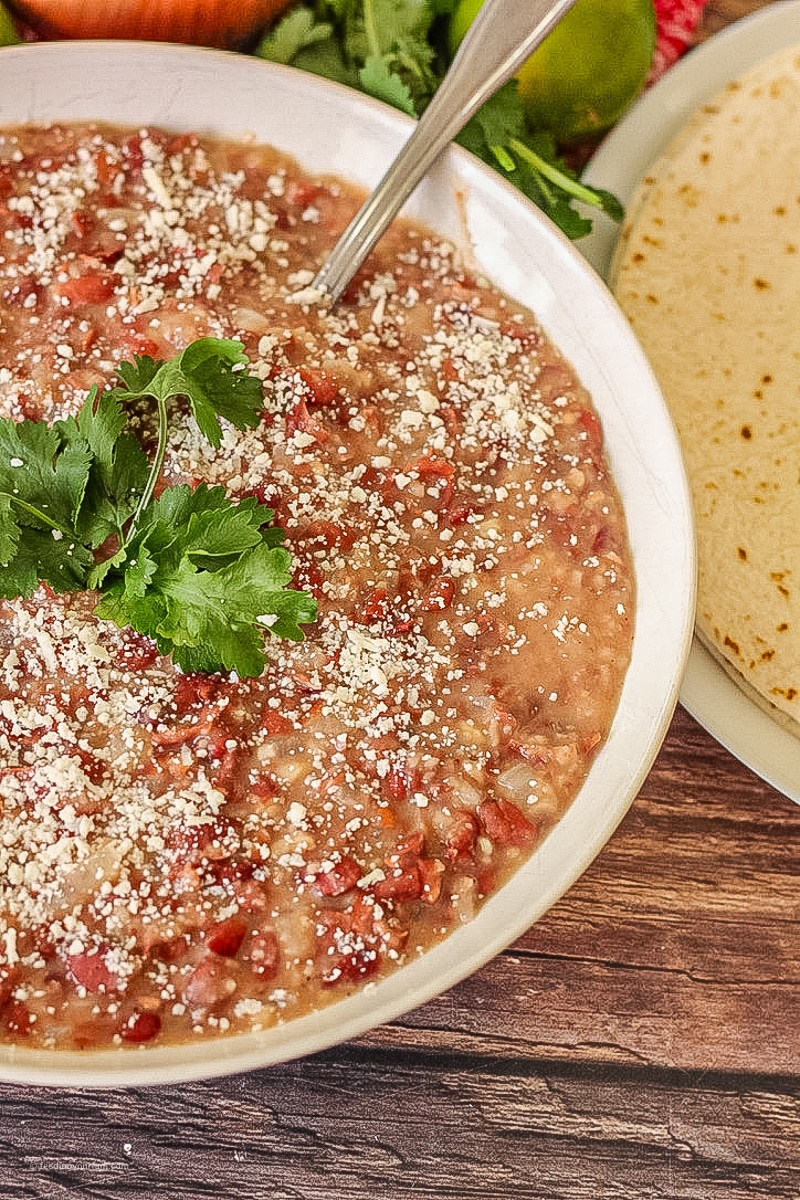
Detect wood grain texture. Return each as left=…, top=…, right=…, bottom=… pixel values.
left=1, top=1051, right=798, bottom=1199
left=1, top=4, right=798, bottom=1198
left=697, top=0, right=776, bottom=39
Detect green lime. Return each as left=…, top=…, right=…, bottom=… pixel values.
left=0, top=3, right=20, bottom=45
left=449, top=0, right=656, bottom=143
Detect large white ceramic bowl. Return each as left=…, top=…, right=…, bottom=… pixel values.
left=0, top=41, right=695, bottom=1086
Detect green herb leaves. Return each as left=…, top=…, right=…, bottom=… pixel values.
left=0, top=409, right=97, bottom=595
left=0, top=339, right=317, bottom=677
left=256, top=0, right=622, bottom=239
left=94, top=484, right=316, bottom=677
left=115, top=338, right=264, bottom=449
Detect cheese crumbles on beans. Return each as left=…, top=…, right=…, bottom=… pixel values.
left=0, top=123, right=633, bottom=1050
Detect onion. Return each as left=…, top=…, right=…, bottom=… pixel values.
left=446, top=774, right=482, bottom=809
left=9, top=0, right=291, bottom=49
left=495, top=761, right=537, bottom=801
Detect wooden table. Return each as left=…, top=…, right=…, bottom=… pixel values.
left=2, top=2, right=798, bottom=1196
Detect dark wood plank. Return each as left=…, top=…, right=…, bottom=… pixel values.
left=697, top=0, right=776, bottom=39
left=0, top=1053, right=797, bottom=1200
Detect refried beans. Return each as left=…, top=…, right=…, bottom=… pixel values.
left=0, top=123, right=633, bottom=1050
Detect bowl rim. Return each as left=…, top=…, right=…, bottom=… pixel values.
left=0, top=39, right=696, bottom=1087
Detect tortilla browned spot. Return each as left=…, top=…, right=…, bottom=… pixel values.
left=611, top=43, right=800, bottom=734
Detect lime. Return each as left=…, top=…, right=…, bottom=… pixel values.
left=449, top=0, right=656, bottom=143
left=0, top=2, right=19, bottom=45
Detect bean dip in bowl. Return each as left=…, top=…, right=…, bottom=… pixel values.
left=0, top=41, right=695, bottom=1086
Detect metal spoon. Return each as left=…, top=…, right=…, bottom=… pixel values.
left=313, top=0, right=578, bottom=303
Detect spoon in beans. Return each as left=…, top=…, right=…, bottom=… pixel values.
left=313, top=0, right=578, bottom=304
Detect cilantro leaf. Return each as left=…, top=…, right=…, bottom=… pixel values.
left=0, top=526, right=95, bottom=598
left=64, top=388, right=150, bottom=548
left=73, top=385, right=126, bottom=464
left=114, top=338, right=264, bottom=448
left=0, top=337, right=316, bottom=675
left=0, top=493, right=20, bottom=568
left=96, top=484, right=316, bottom=678
left=0, top=416, right=92, bottom=537
left=259, top=0, right=439, bottom=118
left=360, top=55, right=417, bottom=115
left=453, top=88, right=620, bottom=238
left=257, top=6, right=334, bottom=63
left=0, top=412, right=95, bottom=593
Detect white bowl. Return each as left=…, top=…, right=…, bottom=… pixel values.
left=0, top=40, right=695, bottom=1086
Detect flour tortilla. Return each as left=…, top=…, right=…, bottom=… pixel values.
left=611, top=42, right=800, bottom=734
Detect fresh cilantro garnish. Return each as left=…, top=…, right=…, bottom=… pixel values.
left=0, top=339, right=317, bottom=677
left=256, top=0, right=622, bottom=239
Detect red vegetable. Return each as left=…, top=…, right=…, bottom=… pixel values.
left=8, top=0, right=290, bottom=49
left=649, top=0, right=710, bottom=84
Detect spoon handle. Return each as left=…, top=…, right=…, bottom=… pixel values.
left=313, top=0, right=577, bottom=303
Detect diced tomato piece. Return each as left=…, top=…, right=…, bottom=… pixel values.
left=578, top=407, right=604, bottom=456
left=355, top=585, right=390, bottom=625
left=420, top=575, right=456, bottom=612
left=309, top=856, right=362, bottom=898
left=443, top=498, right=481, bottom=528
left=205, top=728, right=237, bottom=763
left=260, top=707, right=294, bottom=736
left=181, top=958, right=235, bottom=1008
left=290, top=557, right=325, bottom=600
left=477, top=799, right=540, bottom=848
left=205, top=858, right=255, bottom=888
left=66, top=948, right=118, bottom=993
left=146, top=934, right=191, bottom=964
left=286, top=180, right=328, bottom=209
left=0, top=1000, right=32, bottom=1037
left=408, top=452, right=455, bottom=482
left=118, top=330, right=162, bottom=359
left=374, top=853, right=423, bottom=904
left=3, top=278, right=41, bottom=307
left=398, top=832, right=425, bottom=856
left=117, top=631, right=159, bottom=672
left=298, top=518, right=356, bottom=551
left=121, top=1010, right=162, bottom=1044
left=382, top=763, right=421, bottom=804
left=74, top=747, right=110, bottom=788
left=248, top=930, right=280, bottom=978
left=205, top=916, right=248, bottom=958
left=284, top=398, right=330, bottom=444
left=323, top=949, right=381, bottom=987
left=55, top=272, right=116, bottom=305
left=165, top=819, right=232, bottom=867
left=295, top=366, right=341, bottom=408
left=243, top=482, right=278, bottom=513
left=173, top=672, right=225, bottom=714
left=439, top=357, right=460, bottom=384
left=445, top=810, right=481, bottom=862
left=418, top=857, right=445, bottom=904
left=121, top=134, right=145, bottom=172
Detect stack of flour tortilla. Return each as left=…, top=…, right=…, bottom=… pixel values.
left=612, top=42, right=800, bottom=735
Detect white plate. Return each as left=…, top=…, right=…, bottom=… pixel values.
left=582, top=1, right=800, bottom=804
left=0, top=41, right=694, bottom=1085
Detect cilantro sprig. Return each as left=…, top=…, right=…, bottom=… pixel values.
left=256, top=0, right=622, bottom=238
left=0, top=338, right=317, bottom=677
